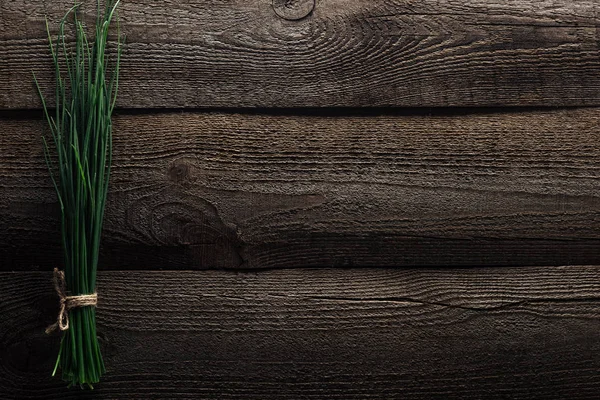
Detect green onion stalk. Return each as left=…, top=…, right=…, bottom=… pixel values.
left=34, top=0, right=122, bottom=388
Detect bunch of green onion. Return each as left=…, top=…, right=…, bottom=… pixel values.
left=34, top=0, right=122, bottom=387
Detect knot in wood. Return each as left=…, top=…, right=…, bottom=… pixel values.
left=168, top=160, right=191, bottom=183
left=272, top=0, right=315, bottom=21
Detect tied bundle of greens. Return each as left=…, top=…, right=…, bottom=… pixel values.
left=34, top=0, right=122, bottom=387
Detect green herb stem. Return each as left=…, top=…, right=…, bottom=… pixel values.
left=34, top=0, right=122, bottom=387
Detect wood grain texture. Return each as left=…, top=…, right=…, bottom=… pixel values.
left=2, top=0, right=600, bottom=109
left=1, top=108, right=600, bottom=269
left=1, top=267, right=599, bottom=399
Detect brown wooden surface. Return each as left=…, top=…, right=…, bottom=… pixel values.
left=3, top=0, right=600, bottom=109
left=1, top=108, right=599, bottom=269
left=2, top=1, right=600, bottom=397
left=1, top=267, right=599, bottom=399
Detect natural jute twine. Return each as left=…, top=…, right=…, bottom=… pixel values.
left=45, top=268, right=98, bottom=334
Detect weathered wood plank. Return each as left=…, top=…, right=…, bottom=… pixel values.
left=2, top=0, right=600, bottom=109
left=1, top=108, right=600, bottom=269
left=1, top=267, right=599, bottom=399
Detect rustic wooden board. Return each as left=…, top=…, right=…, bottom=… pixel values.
left=1, top=267, right=599, bottom=399
left=1, top=108, right=600, bottom=269
left=2, top=0, right=600, bottom=109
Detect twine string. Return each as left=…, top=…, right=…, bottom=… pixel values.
left=45, top=268, right=98, bottom=334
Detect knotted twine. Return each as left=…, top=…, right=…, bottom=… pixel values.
left=45, top=268, right=98, bottom=334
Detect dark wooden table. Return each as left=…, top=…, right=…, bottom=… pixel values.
left=1, top=0, right=599, bottom=398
